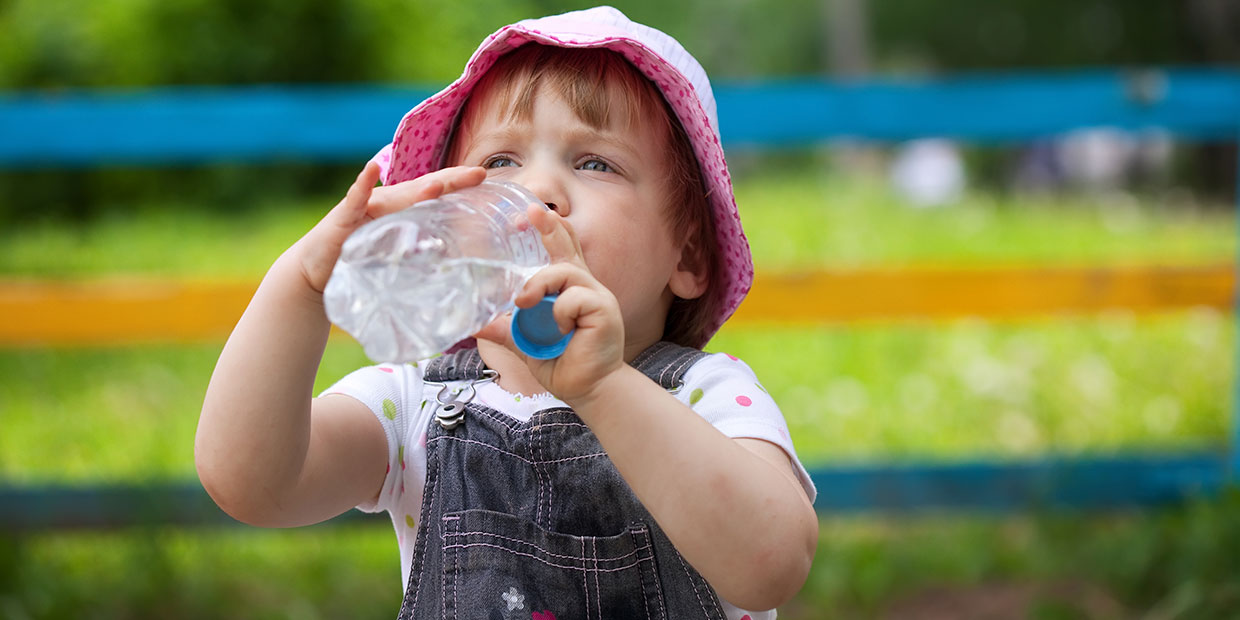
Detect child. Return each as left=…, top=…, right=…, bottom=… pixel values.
left=197, top=6, right=818, bottom=618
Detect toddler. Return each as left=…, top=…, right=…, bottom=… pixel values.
left=198, top=7, right=818, bottom=619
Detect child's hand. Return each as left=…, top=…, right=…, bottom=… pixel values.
left=294, top=162, right=487, bottom=294
left=476, top=205, right=626, bottom=403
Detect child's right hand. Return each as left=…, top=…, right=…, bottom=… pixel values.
left=293, top=162, right=487, bottom=294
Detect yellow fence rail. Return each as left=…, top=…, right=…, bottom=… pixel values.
left=1, top=263, right=1232, bottom=346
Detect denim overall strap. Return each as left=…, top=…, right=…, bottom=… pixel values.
left=422, top=347, right=489, bottom=383
left=629, top=341, right=709, bottom=390
left=399, top=342, right=727, bottom=620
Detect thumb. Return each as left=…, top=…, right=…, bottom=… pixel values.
left=474, top=313, right=517, bottom=352
left=300, top=161, right=381, bottom=292
left=327, top=161, right=383, bottom=238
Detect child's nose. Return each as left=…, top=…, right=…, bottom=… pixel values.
left=515, top=170, right=569, bottom=216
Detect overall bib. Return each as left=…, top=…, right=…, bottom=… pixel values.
left=398, top=342, right=728, bottom=619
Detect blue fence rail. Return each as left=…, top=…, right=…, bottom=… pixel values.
left=2, top=68, right=1238, bottom=167
left=2, top=68, right=1238, bottom=529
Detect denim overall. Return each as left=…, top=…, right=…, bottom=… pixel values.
left=398, top=342, right=728, bottom=620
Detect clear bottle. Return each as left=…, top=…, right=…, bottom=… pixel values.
left=324, top=180, right=566, bottom=363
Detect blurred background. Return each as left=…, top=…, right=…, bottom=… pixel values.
left=1, top=0, right=1238, bottom=618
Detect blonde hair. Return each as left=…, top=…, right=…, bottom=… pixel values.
left=447, top=45, right=723, bottom=348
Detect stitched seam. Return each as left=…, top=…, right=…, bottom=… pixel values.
left=534, top=421, right=545, bottom=525
left=535, top=420, right=544, bottom=525
left=672, top=546, right=712, bottom=616
left=468, top=404, right=521, bottom=431
left=441, top=542, right=654, bottom=572
left=581, top=536, right=590, bottom=619
left=635, top=528, right=667, bottom=620
left=511, top=421, right=590, bottom=433
left=427, top=436, right=531, bottom=463
left=542, top=453, right=608, bottom=465
left=452, top=520, right=459, bottom=620
left=674, top=351, right=698, bottom=380
left=631, top=529, right=651, bottom=620
left=652, top=552, right=668, bottom=620
left=630, top=343, right=660, bottom=373
left=661, top=350, right=699, bottom=389
left=440, top=516, right=449, bottom=620
left=657, top=353, right=675, bottom=387
left=592, top=538, right=602, bottom=620
left=543, top=422, right=554, bottom=527
left=658, top=348, right=691, bottom=387
left=443, top=531, right=650, bottom=563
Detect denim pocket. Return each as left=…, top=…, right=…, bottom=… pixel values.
left=440, top=509, right=666, bottom=620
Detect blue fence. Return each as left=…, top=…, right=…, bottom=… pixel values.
left=2, top=68, right=1238, bottom=528
left=3, top=68, right=1237, bottom=167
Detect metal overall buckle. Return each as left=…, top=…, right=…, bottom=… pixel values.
left=431, top=369, right=498, bottom=430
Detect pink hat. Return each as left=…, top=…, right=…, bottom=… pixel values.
left=371, top=6, right=752, bottom=345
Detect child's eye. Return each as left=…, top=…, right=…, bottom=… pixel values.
left=483, top=156, right=517, bottom=169
left=579, top=158, right=614, bottom=173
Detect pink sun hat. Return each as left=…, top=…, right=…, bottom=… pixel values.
left=370, top=5, right=752, bottom=346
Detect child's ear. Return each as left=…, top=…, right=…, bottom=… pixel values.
left=668, top=242, right=709, bottom=300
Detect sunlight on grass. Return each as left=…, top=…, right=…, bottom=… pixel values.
left=737, top=173, right=1234, bottom=268
left=714, top=310, right=1233, bottom=462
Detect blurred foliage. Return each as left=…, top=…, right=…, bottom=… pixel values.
left=0, top=0, right=1235, bottom=224
left=0, top=0, right=521, bottom=88
left=1, top=0, right=1232, bottom=89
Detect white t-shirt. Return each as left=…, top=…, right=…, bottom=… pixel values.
left=323, top=350, right=817, bottom=620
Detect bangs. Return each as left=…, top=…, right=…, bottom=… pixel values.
left=465, top=45, right=666, bottom=137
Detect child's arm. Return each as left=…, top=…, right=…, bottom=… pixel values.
left=478, top=209, right=818, bottom=611
left=575, top=368, right=817, bottom=611
left=196, top=162, right=486, bottom=527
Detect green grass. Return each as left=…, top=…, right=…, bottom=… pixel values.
left=738, top=174, right=1235, bottom=269
left=1, top=171, right=1237, bottom=617
left=1, top=173, right=1233, bottom=278
left=717, top=311, right=1233, bottom=461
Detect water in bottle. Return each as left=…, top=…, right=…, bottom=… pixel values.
left=323, top=180, right=553, bottom=363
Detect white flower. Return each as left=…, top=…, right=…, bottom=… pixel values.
left=502, top=587, right=525, bottom=611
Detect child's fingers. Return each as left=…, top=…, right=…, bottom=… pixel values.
left=473, top=313, right=514, bottom=348
left=514, top=263, right=589, bottom=307
left=529, top=205, right=586, bottom=266
left=366, top=166, right=486, bottom=217
left=329, top=161, right=381, bottom=228
left=550, top=285, right=605, bottom=336
left=297, top=162, right=381, bottom=292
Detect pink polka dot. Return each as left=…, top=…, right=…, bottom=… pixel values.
left=379, top=367, right=394, bottom=373
left=736, top=395, right=752, bottom=407
left=725, top=353, right=739, bottom=361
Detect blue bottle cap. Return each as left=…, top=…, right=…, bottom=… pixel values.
left=511, top=295, right=573, bottom=359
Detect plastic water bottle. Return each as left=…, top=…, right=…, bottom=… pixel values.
left=324, top=180, right=571, bottom=363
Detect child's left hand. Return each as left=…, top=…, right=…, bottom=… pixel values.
left=474, top=204, right=625, bottom=404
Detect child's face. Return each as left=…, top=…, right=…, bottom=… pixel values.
left=451, top=83, right=700, bottom=344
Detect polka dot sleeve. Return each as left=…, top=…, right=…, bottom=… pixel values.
left=677, top=352, right=817, bottom=503
left=319, top=362, right=434, bottom=516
